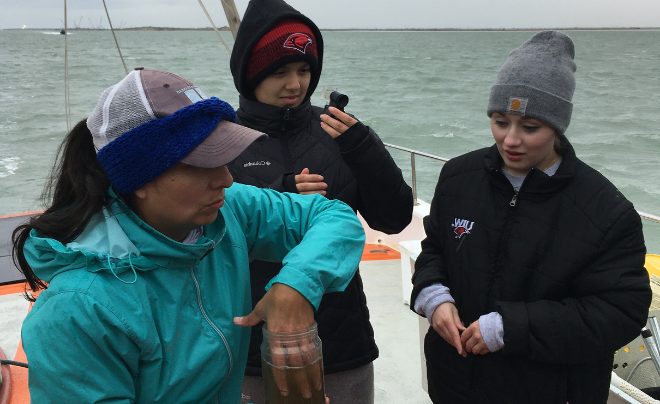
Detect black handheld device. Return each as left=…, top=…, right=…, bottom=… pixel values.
left=321, top=87, right=350, bottom=120
left=327, top=91, right=349, bottom=111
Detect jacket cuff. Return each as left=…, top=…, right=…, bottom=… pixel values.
left=497, top=301, right=529, bottom=355
left=413, top=283, right=454, bottom=322
left=282, top=172, right=299, bottom=193
left=334, top=121, right=369, bottom=152
left=269, top=172, right=298, bottom=193
left=266, top=270, right=325, bottom=310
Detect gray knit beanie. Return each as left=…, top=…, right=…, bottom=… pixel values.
left=487, top=30, right=576, bottom=134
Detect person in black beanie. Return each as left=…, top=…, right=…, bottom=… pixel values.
left=411, top=30, right=651, bottom=404
left=227, top=0, right=414, bottom=403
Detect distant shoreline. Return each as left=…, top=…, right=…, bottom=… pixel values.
left=4, top=26, right=660, bottom=32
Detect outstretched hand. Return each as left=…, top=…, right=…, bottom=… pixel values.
left=320, top=107, right=358, bottom=138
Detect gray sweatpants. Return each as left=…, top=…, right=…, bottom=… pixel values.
left=241, top=362, right=374, bottom=404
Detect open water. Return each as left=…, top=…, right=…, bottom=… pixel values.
left=1, top=29, right=659, bottom=251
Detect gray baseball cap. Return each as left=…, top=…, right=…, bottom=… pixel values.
left=88, top=67, right=267, bottom=170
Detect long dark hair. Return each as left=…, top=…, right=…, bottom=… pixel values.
left=12, top=118, right=111, bottom=300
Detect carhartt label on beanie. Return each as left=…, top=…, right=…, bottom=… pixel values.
left=487, top=30, right=576, bottom=134
left=246, top=19, right=318, bottom=90
left=508, top=97, right=529, bottom=115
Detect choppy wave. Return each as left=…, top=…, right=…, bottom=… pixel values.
left=0, top=157, right=19, bottom=178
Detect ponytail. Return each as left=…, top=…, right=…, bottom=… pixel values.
left=12, top=118, right=111, bottom=300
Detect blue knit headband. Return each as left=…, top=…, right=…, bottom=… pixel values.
left=97, top=97, right=236, bottom=194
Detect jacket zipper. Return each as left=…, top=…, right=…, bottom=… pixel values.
left=189, top=263, right=234, bottom=382
left=280, top=108, right=294, bottom=172
left=281, top=108, right=290, bottom=131
left=489, top=181, right=519, bottom=309
left=509, top=190, right=519, bottom=207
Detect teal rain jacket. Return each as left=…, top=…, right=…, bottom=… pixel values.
left=21, top=183, right=365, bottom=404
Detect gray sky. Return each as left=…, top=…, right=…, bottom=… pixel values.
left=2, top=0, right=660, bottom=30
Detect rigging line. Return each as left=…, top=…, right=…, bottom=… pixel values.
left=197, top=0, right=232, bottom=54
left=102, top=0, right=128, bottom=75
left=64, top=0, right=71, bottom=132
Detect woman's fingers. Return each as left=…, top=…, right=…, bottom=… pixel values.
left=270, top=338, right=290, bottom=397
left=296, top=181, right=327, bottom=195
left=453, top=308, right=466, bottom=332
left=320, top=120, right=342, bottom=138
left=461, top=320, right=491, bottom=355
left=320, top=107, right=357, bottom=138
left=305, top=338, right=324, bottom=392
left=472, top=341, right=490, bottom=355
left=327, top=107, right=357, bottom=126
left=295, top=168, right=327, bottom=195
left=431, top=303, right=464, bottom=356
left=295, top=168, right=324, bottom=184
left=287, top=341, right=312, bottom=399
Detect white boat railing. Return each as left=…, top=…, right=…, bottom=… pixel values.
left=383, top=143, right=449, bottom=207
left=384, top=143, right=660, bottom=225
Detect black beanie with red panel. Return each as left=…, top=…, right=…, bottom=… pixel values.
left=245, top=19, right=319, bottom=93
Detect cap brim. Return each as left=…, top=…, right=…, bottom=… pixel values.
left=180, top=120, right=267, bottom=168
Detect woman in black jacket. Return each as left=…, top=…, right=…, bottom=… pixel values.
left=411, top=31, right=651, bottom=404
left=227, top=0, right=413, bottom=403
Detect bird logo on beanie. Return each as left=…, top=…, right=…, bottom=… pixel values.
left=284, top=33, right=313, bottom=53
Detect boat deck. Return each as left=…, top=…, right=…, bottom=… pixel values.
left=0, top=289, right=28, bottom=363
left=361, top=258, right=432, bottom=403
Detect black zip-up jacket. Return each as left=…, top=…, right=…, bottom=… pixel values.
left=411, top=138, right=651, bottom=404
left=228, top=0, right=414, bottom=375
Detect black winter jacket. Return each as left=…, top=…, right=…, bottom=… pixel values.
left=411, top=138, right=651, bottom=404
left=228, top=0, right=414, bottom=376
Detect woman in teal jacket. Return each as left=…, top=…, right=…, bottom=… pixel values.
left=12, top=68, right=364, bottom=404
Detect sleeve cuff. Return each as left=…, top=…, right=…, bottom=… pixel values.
left=266, top=267, right=324, bottom=310
left=479, top=312, right=504, bottom=352
left=334, top=121, right=369, bottom=152
left=413, top=283, right=455, bottom=324
left=282, top=172, right=299, bottom=193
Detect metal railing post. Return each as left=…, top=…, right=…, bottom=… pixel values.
left=643, top=321, right=660, bottom=378
left=411, top=154, right=418, bottom=206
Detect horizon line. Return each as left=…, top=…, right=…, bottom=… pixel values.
left=4, top=26, right=660, bottom=31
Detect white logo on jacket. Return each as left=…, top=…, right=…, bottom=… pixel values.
left=452, top=218, right=474, bottom=239
left=244, top=161, right=271, bottom=168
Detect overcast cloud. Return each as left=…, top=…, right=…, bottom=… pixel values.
left=1, top=0, right=659, bottom=30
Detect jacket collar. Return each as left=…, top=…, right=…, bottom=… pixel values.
left=25, top=189, right=225, bottom=283
left=236, top=95, right=313, bottom=137
left=104, top=192, right=224, bottom=267
left=484, top=135, right=577, bottom=197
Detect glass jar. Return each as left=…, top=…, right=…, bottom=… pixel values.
left=261, top=323, right=325, bottom=404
